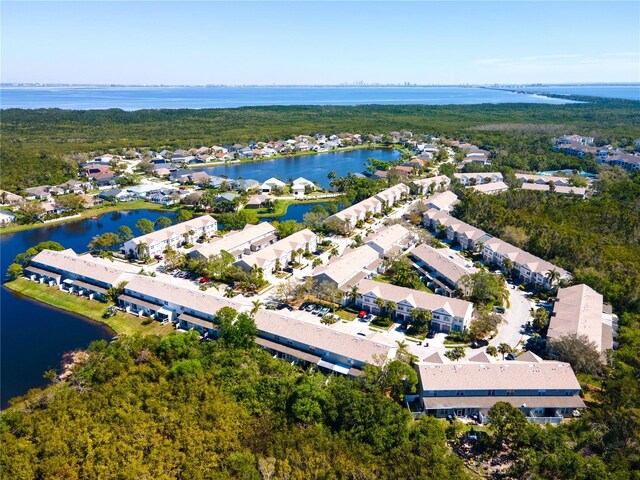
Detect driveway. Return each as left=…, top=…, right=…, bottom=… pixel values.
left=489, top=285, right=533, bottom=350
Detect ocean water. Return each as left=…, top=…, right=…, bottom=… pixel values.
left=0, top=86, right=581, bottom=110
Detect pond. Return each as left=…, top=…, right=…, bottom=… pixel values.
left=202, top=148, right=401, bottom=188
left=0, top=209, right=178, bottom=408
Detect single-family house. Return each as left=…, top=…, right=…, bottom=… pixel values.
left=236, top=179, right=260, bottom=191
left=260, top=177, right=286, bottom=193
left=0, top=190, right=24, bottom=205
left=0, top=210, right=17, bottom=224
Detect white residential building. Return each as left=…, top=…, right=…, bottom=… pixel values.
left=454, top=172, right=503, bottom=186
left=312, top=245, right=382, bottom=290
left=469, top=181, right=509, bottom=195
left=0, top=210, right=17, bottom=224
left=254, top=309, right=397, bottom=375
left=260, top=177, right=286, bottom=193
left=548, top=284, right=616, bottom=353
left=121, top=215, right=217, bottom=259
left=423, top=190, right=458, bottom=212
left=416, top=351, right=585, bottom=423
left=355, top=279, right=474, bottom=332
left=189, top=222, right=277, bottom=261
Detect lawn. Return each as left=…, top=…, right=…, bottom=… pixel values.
left=5, top=278, right=174, bottom=336
left=335, top=308, right=358, bottom=321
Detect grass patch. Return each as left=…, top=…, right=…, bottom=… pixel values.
left=5, top=278, right=174, bottom=336
left=335, top=309, right=358, bottom=321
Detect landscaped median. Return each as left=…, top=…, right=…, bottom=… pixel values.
left=4, top=278, right=174, bottom=336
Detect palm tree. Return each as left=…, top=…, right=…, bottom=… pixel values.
left=385, top=300, right=397, bottom=319
left=0, top=191, right=7, bottom=205
left=545, top=268, right=561, bottom=286
left=498, top=343, right=512, bottom=360
left=395, top=340, right=418, bottom=365
left=250, top=300, right=262, bottom=316
left=348, top=285, right=359, bottom=305
left=486, top=346, right=498, bottom=357
left=136, top=242, right=149, bottom=260
left=224, top=287, right=235, bottom=298
left=374, top=297, right=385, bottom=314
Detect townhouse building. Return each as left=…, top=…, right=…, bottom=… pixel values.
left=121, top=215, right=217, bottom=259
left=422, top=190, right=458, bottom=212
left=365, top=224, right=415, bottom=257
left=454, top=172, right=503, bottom=186
left=118, top=275, right=243, bottom=336
left=548, top=284, right=616, bottom=353
left=410, top=244, right=471, bottom=295
left=416, top=351, right=585, bottom=423
left=190, top=222, right=277, bottom=261
left=26, top=249, right=134, bottom=300
left=312, top=244, right=382, bottom=290
left=254, top=309, right=397, bottom=376
left=481, top=237, right=568, bottom=289
left=469, top=181, right=509, bottom=195
left=423, top=209, right=492, bottom=250
left=235, top=228, right=318, bottom=278
left=354, top=279, right=474, bottom=333
left=515, top=174, right=572, bottom=186
left=521, top=183, right=587, bottom=198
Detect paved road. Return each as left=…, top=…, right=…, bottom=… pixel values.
left=489, top=286, right=533, bottom=350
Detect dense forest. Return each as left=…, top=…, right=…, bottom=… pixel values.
left=452, top=170, right=640, bottom=314
left=2, top=310, right=639, bottom=479
left=1, top=96, right=639, bottom=191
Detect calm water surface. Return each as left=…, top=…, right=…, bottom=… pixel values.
left=0, top=86, right=579, bottom=110
left=0, top=210, right=177, bottom=408
left=203, top=148, right=400, bottom=188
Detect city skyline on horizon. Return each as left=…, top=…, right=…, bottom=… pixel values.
left=2, top=1, right=639, bottom=85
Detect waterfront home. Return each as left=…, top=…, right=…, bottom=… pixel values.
left=26, top=249, right=133, bottom=300
left=326, top=196, right=382, bottom=228
left=415, top=351, right=585, bottom=423
left=260, top=177, right=286, bottom=193
left=245, top=194, right=270, bottom=209
left=548, top=284, right=616, bottom=353
left=412, top=175, right=451, bottom=195
left=98, top=189, right=135, bottom=202
left=374, top=183, right=410, bottom=207
left=291, top=177, right=316, bottom=198
left=121, top=215, right=217, bottom=259
left=0, top=189, right=24, bottom=205
left=481, top=237, right=568, bottom=289
left=520, top=183, right=587, bottom=198
left=254, top=309, right=397, bottom=376
left=410, top=244, right=471, bottom=296
left=118, top=275, right=242, bottom=334
left=190, top=222, right=277, bottom=261
left=365, top=224, right=415, bottom=257
left=454, top=172, right=503, bottom=186
left=0, top=210, right=17, bottom=224
left=209, top=176, right=235, bottom=189
left=354, top=278, right=474, bottom=332
left=389, top=165, right=414, bottom=177
left=236, top=179, right=260, bottom=191
left=312, top=244, right=382, bottom=290
left=147, top=190, right=177, bottom=206
left=469, top=181, right=509, bottom=195
left=235, top=228, right=318, bottom=279
left=423, top=190, right=458, bottom=212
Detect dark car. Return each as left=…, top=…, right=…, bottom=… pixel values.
left=426, top=330, right=436, bottom=339
left=506, top=352, right=517, bottom=360
left=494, top=306, right=506, bottom=314
left=154, top=254, right=163, bottom=260
left=470, top=339, right=489, bottom=349
left=283, top=266, right=294, bottom=273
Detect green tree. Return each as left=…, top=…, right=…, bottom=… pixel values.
left=549, top=334, right=606, bottom=375
left=88, top=232, right=121, bottom=251
left=135, top=218, right=155, bottom=235
left=498, top=343, right=512, bottom=360
left=487, top=401, right=529, bottom=449
left=444, top=346, right=465, bottom=361
left=176, top=209, right=193, bottom=223
left=6, top=262, right=23, bottom=280
left=486, top=345, right=498, bottom=357
left=155, top=216, right=173, bottom=230
left=532, top=307, right=549, bottom=333
left=117, top=225, right=133, bottom=242
left=15, top=200, right=44, bottom=223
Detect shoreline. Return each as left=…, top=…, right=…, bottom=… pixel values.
left=186, top=143, right=397, bottom=169
left=4, top=279, right=174, bottom=337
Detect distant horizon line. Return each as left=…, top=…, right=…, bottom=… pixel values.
left=2, top=82, right=639, bottom=89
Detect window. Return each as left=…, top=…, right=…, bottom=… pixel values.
left=456, top=391, right=465, bottom=396
left=506, top=390, right=515, bottom=396
left=488, top=390, right=495, bottom=396
left=538, top=389, right=546, bottom=396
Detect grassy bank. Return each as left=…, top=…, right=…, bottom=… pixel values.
left=5, top=278, right=173, bottom=336
left=0, top=200, right=178, bottom=236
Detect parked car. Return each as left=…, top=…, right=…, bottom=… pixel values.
left=319, top=307, right=330, bottom=316
left=357, top=332, right=367, bottom=337
left=470, top=339, right=489, bottom=349
left=312, top=306, right=323, bottom=315
left=494, top=306, right=506, bottom=314
left=358, top=310, right=367, bottom=319
left=283, top=266, right=293, bottom=273
left=154, top=254, right=163, bottom=260
left=305, top=304, right=316, bottom=312
left=506, top=352, right=517, bottom=360
left=426, top=330, right=436, bottom=339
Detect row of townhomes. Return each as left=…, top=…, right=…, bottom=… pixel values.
left=354, top=279, right=474, bottom=332
left=326, top=183, right=410, bottom=228
left=236, top=228, right=318, bottom=280
left=416, top=350, right=585, bottom=423
left=553, top=134, right=640, bottom=171
left=548, top=284, right=618, bottom=353
left=410, top=244, right=472, bottom=296
left=122, top=215, right=218, bottom=259
left=312, top=225, right=415, bottom=289
left=189, top=222, right=277, bottom=261
left=254, top=309, right=397, bottom=376
left=423, top=210, right=569, bottom=289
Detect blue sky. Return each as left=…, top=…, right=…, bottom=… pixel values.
left=2, top=1, right=639, bottom=85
